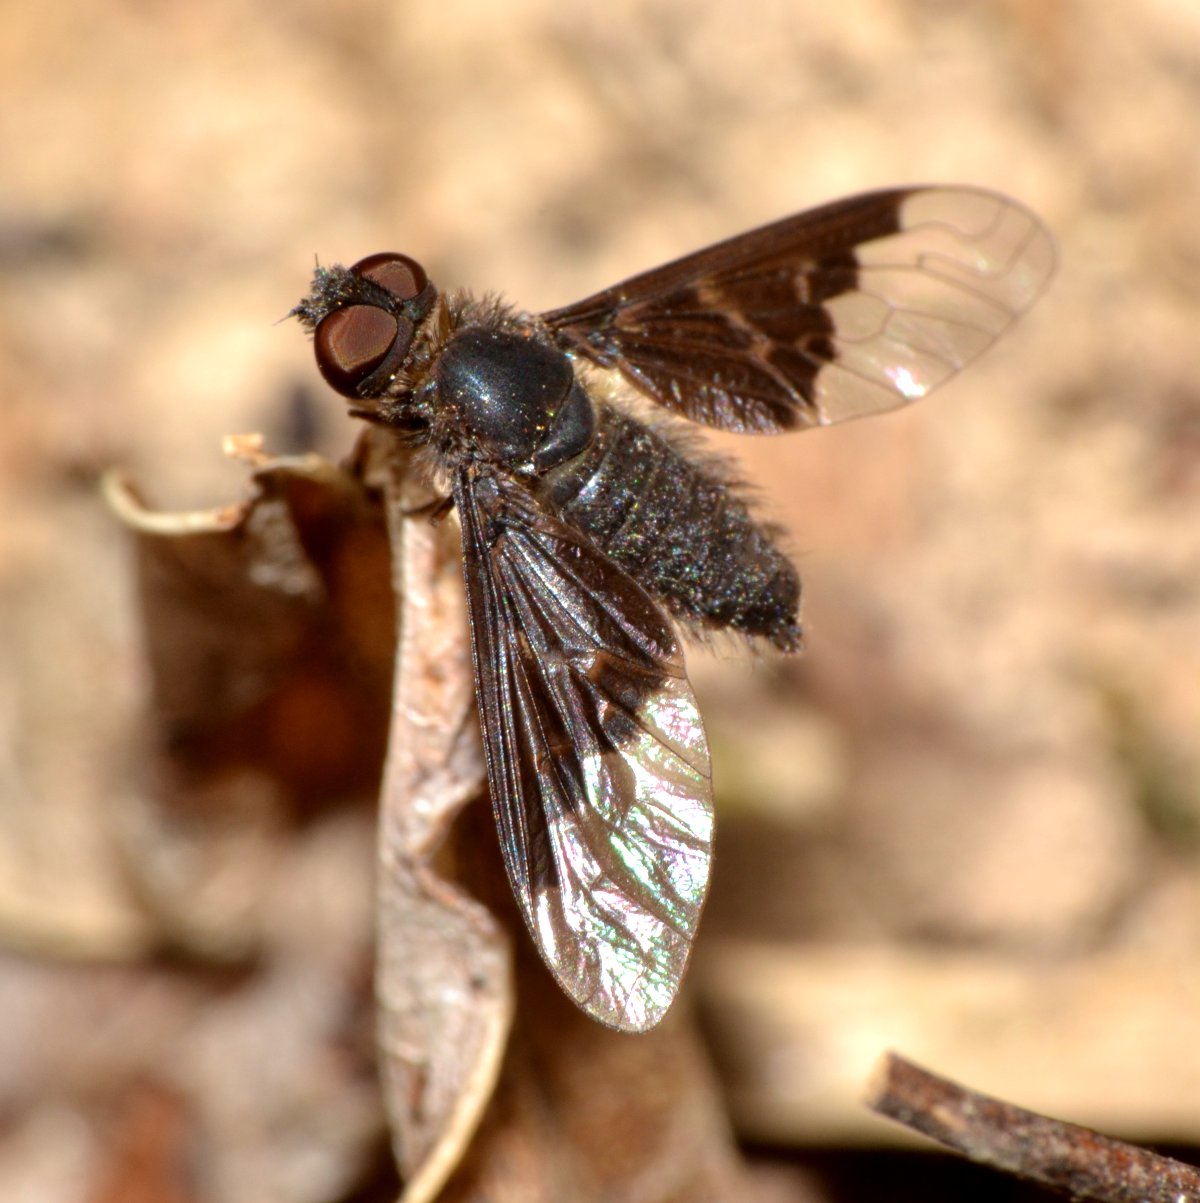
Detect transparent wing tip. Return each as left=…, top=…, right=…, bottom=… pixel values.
left=896, top=186, right=1057, bottom=314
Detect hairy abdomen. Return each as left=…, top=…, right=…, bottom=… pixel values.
left=537, top=404, right=800, bottom=650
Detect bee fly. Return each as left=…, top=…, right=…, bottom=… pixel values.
left=292, top=187, right=1054, bottom=1032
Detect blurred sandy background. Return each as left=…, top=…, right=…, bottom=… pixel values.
left=2, top=0, right=1199, bottom=1198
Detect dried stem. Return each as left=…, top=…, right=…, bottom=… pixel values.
left=867, top=1051, right=1200, bottom=1202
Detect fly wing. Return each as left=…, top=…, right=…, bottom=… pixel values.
left=543, top=186, right=1054, bottom=434
left=454, top=466, right=713, bottom=1032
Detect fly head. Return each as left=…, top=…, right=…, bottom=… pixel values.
left=292, top=252, right=440, bottom=434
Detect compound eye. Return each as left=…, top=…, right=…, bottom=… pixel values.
left=351, top=252, right=428, bottom=301
left=314, top=305, right=414, bottom=396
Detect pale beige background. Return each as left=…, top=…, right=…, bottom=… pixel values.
left=2, top=0, right=1199, bottom=1190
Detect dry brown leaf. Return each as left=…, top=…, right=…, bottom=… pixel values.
left=358, top=433, right=511, bottom=1202
left=105, top=454, right=393, bottom=958
left=105, top=433, right=757, bottom=1199
left=352, top=429, right=760, bottom=1200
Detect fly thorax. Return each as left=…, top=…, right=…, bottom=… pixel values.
left=435, top=327, right=595, bottom=472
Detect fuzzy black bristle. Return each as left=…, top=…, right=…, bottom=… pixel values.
left=288, top=263, right=359, bottom=330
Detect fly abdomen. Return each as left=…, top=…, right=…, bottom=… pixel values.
left=538, top=405, right=801, bottom=650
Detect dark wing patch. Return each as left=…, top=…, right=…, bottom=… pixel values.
left=543, top=186, right=1055, bottom=434
left=454, top=467, right=713, bottom=1032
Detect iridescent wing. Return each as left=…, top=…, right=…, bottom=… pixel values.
left=543, top=186, right=1055, bottom=434
left=453, top=466, right=713, bottom=1032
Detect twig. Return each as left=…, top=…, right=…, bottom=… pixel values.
left=867, top=1051, right=1200, bottom=1202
